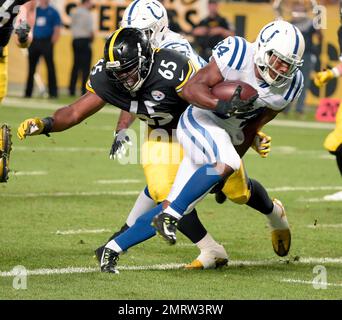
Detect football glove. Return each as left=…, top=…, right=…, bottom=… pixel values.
left=252, top=131, right=271, bottom=158
left=0, top=124, right=12, bottom=183
left=17, top=118, right=46, bottom=140
left=109, top=130, right=132, bottom=160
left=216, top=85, right=258, bottom=116
left=313, top=69, right=334, bottom=88
left=14, top=21, right=31, bottom=46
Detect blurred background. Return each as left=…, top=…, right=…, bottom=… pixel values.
left=5, top=0, right=341, bottom=115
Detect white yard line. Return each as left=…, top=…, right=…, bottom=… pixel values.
left=55, top=229, right=112, bottom=235
left=301, top=197, right=342, bottom=202
left=1, top=186, right=341, bottom=198
left=10, top=171, right=47, bottom=176
left=307, top=224, right=342, bottom=229
left=269, top=119, right=334, bottom=130
left=281, top=278, right=342, bottom=287
left=2, top=97, right=119, bottom=114
left=1, top=257, right=342, bottom=277
left=0, top=191, right=140, bottom=197
left=267, top=186, right=342, bottom=192
left=14, top=146, right=108, bottom=152
left=95, top=179, right=142, bottom=184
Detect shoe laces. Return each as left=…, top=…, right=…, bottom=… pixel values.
left=103, top=248, right=119, bottom=267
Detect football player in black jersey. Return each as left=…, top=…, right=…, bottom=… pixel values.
left=0, top=0, right=36, bottom=103
left=18, top=28, right=225, bottom=268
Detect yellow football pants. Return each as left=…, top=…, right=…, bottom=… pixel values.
left=0, top=46, right=8, bottom=104
left=142, top=131, right=250, bottom=204
left=324, top=102, right=342, bottom=152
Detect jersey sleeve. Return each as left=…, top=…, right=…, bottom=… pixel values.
left=211, top=36, right=248, bottom=76
left=157, top=49, right=197, bottom=94
left=87, top=59, right=115, bottom=103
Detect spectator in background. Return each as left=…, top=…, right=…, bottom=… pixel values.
left=68, top=0, right=94, bottom=97
left=192, top=0, right=234, bottom=62
left=25, top=0, right=61, bottom=98
left=283, top=1, right=322, bottom=116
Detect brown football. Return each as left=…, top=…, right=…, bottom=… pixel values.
left=211, top=80, right=258, bottom=101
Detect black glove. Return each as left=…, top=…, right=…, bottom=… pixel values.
left=15, top=21, right=31, bottom=44
left=109, top=130, right=132, bottom=160
left=215, top=85, right=258, bottom=116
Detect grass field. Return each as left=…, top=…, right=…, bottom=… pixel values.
left=0, top=96, right=341, bottom=300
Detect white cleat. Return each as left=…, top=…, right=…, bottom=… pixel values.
left=268, top=199, right=291, bottom=257
left=184, top=244, right=228, bottom=270
left=323, top=191, right=342, bottom=201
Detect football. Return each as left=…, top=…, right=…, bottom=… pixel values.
left=211, top=80, right=258, bottom=101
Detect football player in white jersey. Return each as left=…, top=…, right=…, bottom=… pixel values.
left=152, top=20, right=304, bottom=247
left=97, top=20, right=304, bottom=273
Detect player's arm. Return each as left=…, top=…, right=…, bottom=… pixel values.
left=14, top=0, right=36, bottom=48
left=109, top=110, right=135, bottom=160
left=17, top=92, right=106, bottom=139
left=182, top=59, right=257, bottom=116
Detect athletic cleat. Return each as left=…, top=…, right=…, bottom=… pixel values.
left=269, top=199, right=291, bottom=257
left=215, top=191, right=227, bottom=204
left=94, top=224, right=129, bottom=263
left=100, top=247, right=120, bottom=274
left=184, top=245, right=228, bottom=269
left=152, top=212, right=178, bottom=245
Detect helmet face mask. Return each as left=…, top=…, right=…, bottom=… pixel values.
left=254, top=21, right=305, bottom=87
left=121, top=0, right=169, bottom=48
left=104, top=28, right=153, bottom=92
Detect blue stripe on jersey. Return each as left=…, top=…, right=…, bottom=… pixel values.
left=293, top=26, right=299, bottom=55
left=236, top=38, right=247, bottom=70
left=127, top=0, right=141, bottom=25
left=284, top=73, right=298, bottom=101
left=291, top=72, right=303, bottom=102
left=260, top=82, right=270, bottom=88
left=228, top=37, right=240, bottom=68
left=187, top=108, right=220, bottom=160
left=180, top=112, right=210, bottom=162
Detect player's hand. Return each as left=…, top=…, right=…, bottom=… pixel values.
left=252, top=131, right=271, bottom=158
left=313, top=69, right=334, bottom=88
left=109, top=130, right=132, bottom=160
left=17, top=118, right=45, bottom=140
left=14, top=21, right=31, bottom=45
left=216, top=86, right=258, bottom=116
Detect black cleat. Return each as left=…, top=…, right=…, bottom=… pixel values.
left=215, top=191, right=227, bottom=204
left=100, top=247, right=120, bottom=274
left=152, top=212, right=178, bottom=245
left=94, top=224, right=129, bottom=263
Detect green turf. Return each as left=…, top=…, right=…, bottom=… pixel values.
left=0, top=97, right=341, bottom=300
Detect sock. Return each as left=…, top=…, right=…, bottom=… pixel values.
left=126, top=186, right=155, bottom=227
left=165, top=164, right=223, bottom=218
left=246, top=179, right=274, bottom=215
left=177, top=209, right=207, bottom=243
left=195, top=233, right=221, bottom=251
left=266, top=200, right=288, bottom=230
left=113, top=203, right=163, bottom=252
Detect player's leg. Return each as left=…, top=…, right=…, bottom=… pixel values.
left=0, top=46, right=8, bottom=104
left=217, top=162, right=291, bottom=256
left=154, top=107, right=240, bottom=244
left=323, top=104, right=342, bottom=200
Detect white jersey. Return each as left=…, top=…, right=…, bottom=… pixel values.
left=207, top=36, right=304, bottom=145
left=159, top=30, right=207, bottom=69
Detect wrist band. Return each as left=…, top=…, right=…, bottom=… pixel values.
left=41, top=117, right=54, bottom=136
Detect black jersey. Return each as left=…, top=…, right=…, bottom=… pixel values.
left=0, top=0, right=29, bottom=47
left=87, top=48, right=196, bottom=132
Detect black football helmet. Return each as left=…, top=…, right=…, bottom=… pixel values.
left=104, top=27, right=153, bottom=92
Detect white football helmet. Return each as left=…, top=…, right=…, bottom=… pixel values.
left=121, top=0, right=169, bottom=48
left=254, top=20, right=305, bottom=87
